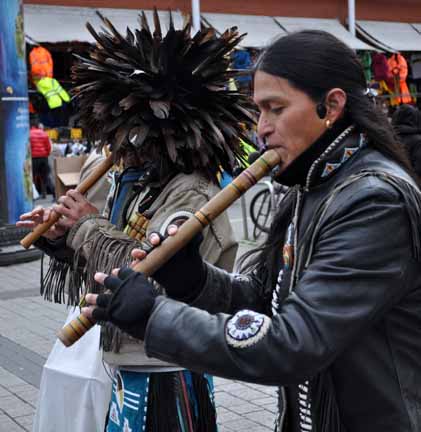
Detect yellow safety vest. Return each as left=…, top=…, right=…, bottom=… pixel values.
left=36, top=77, right=70, bottom=109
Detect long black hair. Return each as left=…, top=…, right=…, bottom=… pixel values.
left=240, top=30, right=417, bottom=298
left=257, top=30, right=413, bottom=176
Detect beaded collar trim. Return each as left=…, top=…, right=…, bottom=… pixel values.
left=305, top=125, right=356, bottom=190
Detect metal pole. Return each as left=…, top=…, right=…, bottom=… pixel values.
left=240, top=195, right=249, bottom=241
left=191, top=0, right=201, bottom=34
left=348, top=0, right=356, bottom=36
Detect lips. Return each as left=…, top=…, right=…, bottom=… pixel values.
left=266, top=144, right=284, bottom=151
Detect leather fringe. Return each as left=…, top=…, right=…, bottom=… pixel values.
left=146, top=372, right=182, bottom=432
left=312, top=371, right=346, bottom=432
left=40, top=253, right=86, bottom=305
left=145, top=372, right=217, bottom=432
left=75, top=229, right=138, bottom=352
left=191, top=373, right=217, bottom=432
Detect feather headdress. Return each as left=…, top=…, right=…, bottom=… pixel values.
left=72, top=10, right=257, bottom=183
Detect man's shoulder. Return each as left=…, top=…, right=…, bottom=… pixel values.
left=165, top=172, right=220, bottom=197
left=320, top=149, right=421, bottom=227
left=343, top=147, right=417, bottom=189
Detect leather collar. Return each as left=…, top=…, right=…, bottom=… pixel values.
left=276, top=120, right=365, bottom=190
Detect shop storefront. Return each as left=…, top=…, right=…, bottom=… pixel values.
left=23, top=4, right=421, bottom=132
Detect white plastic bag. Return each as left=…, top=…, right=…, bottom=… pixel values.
left=32, top=183, right=39, bottom=200
left=32, top=308, right=112, bottom=432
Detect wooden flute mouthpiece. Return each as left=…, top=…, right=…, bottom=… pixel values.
left=57, top=148, right=282, bottom=347
left=20, top=154, right=114, bottom=249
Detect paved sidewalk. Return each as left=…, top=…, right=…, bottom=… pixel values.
left=0, top=199, right=277, bottom=431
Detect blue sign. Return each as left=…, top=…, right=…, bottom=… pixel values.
left=0, top=0, right=32, bottom=224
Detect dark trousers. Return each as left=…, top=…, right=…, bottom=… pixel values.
left=32, top=157, right=54, bottom=197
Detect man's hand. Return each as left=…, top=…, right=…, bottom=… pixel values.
left=17, top=206, right=66, bottom=239
left=52, top=189, right=98, bottom=230
left=130, top=224, right=179, bottom=264
left=81, top=267, right=158, bottom=340
left=130, top=224, right=206, bottom=301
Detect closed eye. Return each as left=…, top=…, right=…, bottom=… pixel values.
left=270, top=106, right=284, bottom=114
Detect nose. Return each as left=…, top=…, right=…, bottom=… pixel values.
left=257, top=112, right=273, bottom=141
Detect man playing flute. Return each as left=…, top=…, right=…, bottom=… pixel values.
left=18, top=11, right=256, bottom=432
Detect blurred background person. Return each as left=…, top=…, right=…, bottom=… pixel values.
left=30, top=116, right=55, bottom=198
left=392, top=104, right=421, bottom=178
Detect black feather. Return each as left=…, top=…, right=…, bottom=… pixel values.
left=72, top=10, right=257, bottom=183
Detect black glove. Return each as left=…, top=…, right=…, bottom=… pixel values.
left=92, top=267, right=158, bottom=340
left=149, top=232, right=206, bottom=302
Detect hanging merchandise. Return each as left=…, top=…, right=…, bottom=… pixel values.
left=388, top=53, right=412, bottom=105
left=372, top=53, right=391, bottom=82
left=371, top=53, right=393, bottom=106
left=29, top=46, right=53, bottom=81
left=378, top=80, right=394, bottom=97
left=409, top=83, right=418, bottom=103
left=359, top=52, right=372, bottom=82
left=232, top=49, right=252, bottom=88
left=35, top=77, right=70, bottom=109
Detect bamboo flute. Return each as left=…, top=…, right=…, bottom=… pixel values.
left=20, top=154, right=115, bottom=249
left=57, top=148, right=282, bottom=347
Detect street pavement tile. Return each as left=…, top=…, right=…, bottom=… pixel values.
left=227, top=402, right=263, bottom=415
left=244, top=383, right=278, bottom=396
left=216, top=407, right=243, bottom=423
left=252, top=395, right=279, bottom=406
left=216, top=426, right=235, bottom=432
left=215, top=391, right=251, bottom=407
left=0, top=367, right=27, bottom=387
left=15, top=414, right=34, bottom=430
left=223, top=417, right=272, bottom=431
left=0, top=336, right=45, bottom=387
left=258, top=402, right=278, bottom=414
left=244, top=410, right=277, bottom=428
left=0, top=386, right=10, bottom=397
left=0, top=394, right=34, bottom=417
left=215, top=382, right=248, bottom=394
left=213, top=376, right=234, bottom=386
left=7, top=384, right=38, bottom=407
left=0, top=414, right=27, bottom=432
left=226, top=386, right=268, bottom=401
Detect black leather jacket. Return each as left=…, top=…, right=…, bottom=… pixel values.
left=144, top=129, right=421, bottom=432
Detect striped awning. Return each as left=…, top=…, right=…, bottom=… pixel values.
left=24, top=5, right=185, bottom=44
left=274, top=17, right=375, bottom=50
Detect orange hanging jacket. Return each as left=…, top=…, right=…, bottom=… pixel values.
left=387, top=54, right=412, bottom=105
left=29, top=47, right=53, bottom=81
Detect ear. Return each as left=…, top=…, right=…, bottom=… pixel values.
left=324, top=88, right=347, bottom=124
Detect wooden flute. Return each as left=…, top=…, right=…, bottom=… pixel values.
left=57, top=148, right=282, bottom=347
left=20, top=154, right=115, bottom=249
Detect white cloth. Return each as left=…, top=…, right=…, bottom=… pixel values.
left=32, top=309, right=112, bottom=432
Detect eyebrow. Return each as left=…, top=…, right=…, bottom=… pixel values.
left=254, top=96, right=285, bottom=106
